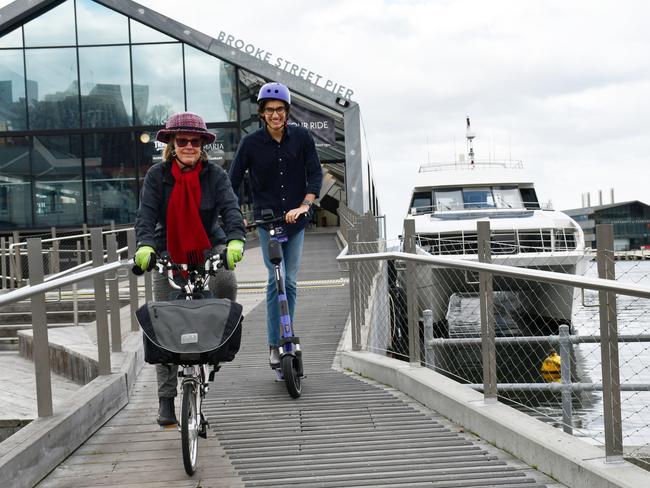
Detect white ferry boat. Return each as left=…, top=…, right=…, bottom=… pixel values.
left=404, top=118, right=588, bottom=337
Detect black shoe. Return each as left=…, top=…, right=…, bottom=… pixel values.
left=157, top=397, right=177, bottom=426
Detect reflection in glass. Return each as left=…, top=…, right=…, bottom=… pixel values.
left=0, top=50, right=27, bottom=130
left=79, top=46, right=132, bottom=127
left=132, top=44, right=184, bottom=125
left=203, top=128, right=239, bottom=169
left=25, top=48, right=80, bottom=129
left=130, top=19, right=177, bottom=43
left=32, top=135, right=83, bottom=227
left=84, top=132, right=137, bottom=225
left=184, top=45, right=237, bottom=122
left=76, top=0, right=129, bottom=45
left=238, top=69, right=264, bottom=134
left=0, top=27, right=23, bottom=48
left=0, top=137, right=31, bottom=228
left=23, top=0, right=75, bottom=47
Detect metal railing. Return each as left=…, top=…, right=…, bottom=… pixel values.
left=337, top=212, right=650, bottom=465
left=0, top=228, right=143, bottom=418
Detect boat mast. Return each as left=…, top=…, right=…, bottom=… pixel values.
left=466, top=116, right=476, bottom=167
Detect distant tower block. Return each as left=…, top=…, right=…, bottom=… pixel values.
left=598, top=190, right=603, bottom=206
left=610, top=188, right=615, bottom=204
left=586, top=192, right=591, bottom=208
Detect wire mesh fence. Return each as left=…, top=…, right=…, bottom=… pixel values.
left=341, top=207, right=650, bottom=467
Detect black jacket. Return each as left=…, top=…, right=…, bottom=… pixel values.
left=135, top=160, right=245, bottom=252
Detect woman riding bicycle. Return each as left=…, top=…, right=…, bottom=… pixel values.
left=134, top=111, right=246, bottom=425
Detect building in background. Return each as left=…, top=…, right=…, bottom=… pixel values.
left=0, top=0, right=380, bottom=231
left=563, top=201, right=650, bottom=250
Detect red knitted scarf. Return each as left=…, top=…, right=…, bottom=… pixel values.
left=166, top=160, right=211, bottom=265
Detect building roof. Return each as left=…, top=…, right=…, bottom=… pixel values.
left=0, top=0, right=354, bottom=113
left=563, top=200, right=650, bottom=215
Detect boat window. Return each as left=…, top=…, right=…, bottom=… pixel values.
left=434, top=189, right=463, bottom=210
left=519, top=188, right=540, bottom=209
left=462, top=187, right=495, bottom=209
left=493, top=187, right=523, bottom=209
left=411, top=191, right=432, bottom=214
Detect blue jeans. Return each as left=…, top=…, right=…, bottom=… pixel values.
left=258, top=228, right=305, bottom=347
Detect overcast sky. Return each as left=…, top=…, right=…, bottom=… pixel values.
left=4, top=0, right=649, bottom=238
left=142, top=0, right=650, bottom=238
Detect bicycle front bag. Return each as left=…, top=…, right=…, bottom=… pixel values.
left=136, top=298, right=243, bottom=365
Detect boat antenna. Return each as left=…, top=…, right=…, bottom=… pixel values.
left=466, top=116, right=476, bottom=167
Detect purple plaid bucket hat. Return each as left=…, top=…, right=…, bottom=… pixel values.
left=156, top=112, right=216, bottom=144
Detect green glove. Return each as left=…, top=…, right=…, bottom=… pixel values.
left=226, top=240, right=245, bottom=270
left=134, top=245, right=155, bottom=272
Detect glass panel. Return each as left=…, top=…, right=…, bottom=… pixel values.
left=136, top=134, right=160, bottom=184
left=434, top=189, right=463, bottom=210
left=25, top=48, right=80, bottom=129
left=76, top=0, right=129, bottom=45
left=0, top=49, right=27, bottom=130
left=132, top=44, right=184, bottom=125
left=130, top=19, right=177, bottom=43
left=205, top=127, right=239, bottom=169
left=462, top=187, right=495, bottom=209
left=84, top=132, right=137, bottom=225
left=238, top=69, right=264, bottom=134
left=493, top=186, right=524, bottom=209
left=23, top=0, right=75, bottom=47
left=0, top=136, right=31, bottom=228
left=184, top=45, right=236, bottom=122
left=411, top=191, right=432, bottom=214
left=79, top=46, right=132, bottom=127
left=0, top=27, right=23, bottom=48
left=32, top=135, right=83, bottom=227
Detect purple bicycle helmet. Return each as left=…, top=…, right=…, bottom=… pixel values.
left=257, top=82, right=291, bottom=105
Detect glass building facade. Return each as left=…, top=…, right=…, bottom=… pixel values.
left=0, top=0, right=346, bottom=230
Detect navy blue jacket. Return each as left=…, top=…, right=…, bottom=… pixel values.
left=229, top=125, right=323, bottom=235
left=135, top=160, right=245, bottom=252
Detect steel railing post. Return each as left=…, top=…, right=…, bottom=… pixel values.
left=27, top=238, right=53, bottom=417
left=1, top=236, right=6, bottom=289
left=596, top=223, right=623, bottom=462
left=423, top=309, right=435, bottom=369
left=144, top=267, right=153, bottom=303
left=403, top=219, right=420, bottom=365
left=348, top=229, right=361, bottom=351
left=13, top=230, right=22, bottom=287
left=106, top=234, right=122, bottom=353
left=478, top=221, right=497, bottom=402
left=50, top=226, right=60, bottom=275
left=91, top=228, right=111, bottom=375
left=127, top=230, right=139, bottom=331
left=559, top=324, right=573, bottom=434
left=8, top=237, right=15, bottom=290
left=82, top=223, right=90, bottom=263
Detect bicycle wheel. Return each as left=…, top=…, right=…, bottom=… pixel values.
left=281, top=354, right=302, bottom=398
left=181, top=382, right=199, bottom=475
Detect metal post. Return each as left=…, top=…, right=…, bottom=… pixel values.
left=423, top=309, right=435, bottom=369
left=91, top=228, right=111, bottom=375
left=76, top=240, right=82, bottom=267
left=127, top=230, right=139, bottom=331
left=403, top=219, right=420, bottom=366
left=596, top=224, right=623, bottom=462
left=478, top=221, right=497, bottom=402
left=144, top=268, right=153, bottom=303
left=8, top=236, right=14, bottom=290
left=13, top=230, right=22, bottom=287
left=72, top=282, right=79, bottom=327
left=348, top=229, right=361, bottom=351
left=27, top=239, right=53, bottom=417
left=82, top=223, right=90, bottom=263
left=50, top=226, right=60, bottom=275
left=1, top=237, right=6, bottom=289
left=559, top=324, right=573, bottom=434
left=106, top=234, right=122, bottom=353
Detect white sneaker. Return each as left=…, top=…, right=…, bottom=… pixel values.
left=269, top=347, right=280, bottom=366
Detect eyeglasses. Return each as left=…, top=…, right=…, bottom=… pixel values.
left=263, top=106, right=286, bottom=116
left=175, top=137, right=202, bottom=148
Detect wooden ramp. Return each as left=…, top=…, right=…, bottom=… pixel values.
left=36, top=232, right=559, bottom=488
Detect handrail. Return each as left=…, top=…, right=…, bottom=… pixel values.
left=0, top=259, right=131, bottom=307
left=337, top=249, right=650, bottom=299
left=44, top=245, right=129, bottom=282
